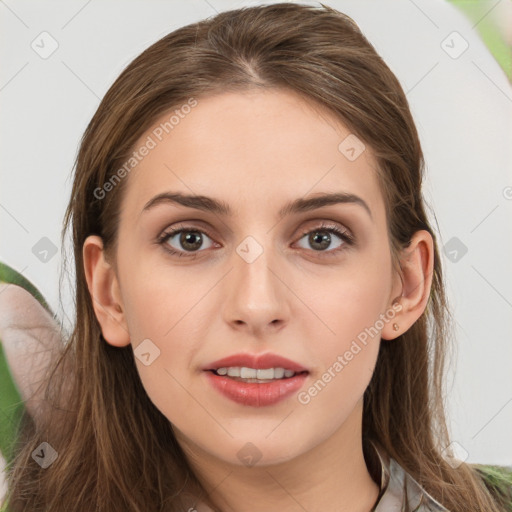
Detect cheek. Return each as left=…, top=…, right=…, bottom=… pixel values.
left=294, top=256, right=391, bottom=399
left=121, top=289, right=199, bottom=429
left=120, top=272, right=202, bottom=368
left=302, top=259, right=391, bottom=352
left=117, top=268, right=213, bottom=422
left=119, top=257, right=212, bottom=342
left=294, top=287, right=383, bottom=435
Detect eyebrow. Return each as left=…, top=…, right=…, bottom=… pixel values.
left=141, top=191, right=373, bottom=221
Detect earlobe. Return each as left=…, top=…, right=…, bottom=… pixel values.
left=82, top=235, right=130, bottom=347
left=381, top=230, right=434, bottom=341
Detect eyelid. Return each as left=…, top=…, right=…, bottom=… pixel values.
left=298, top=218, right=352, bottom=236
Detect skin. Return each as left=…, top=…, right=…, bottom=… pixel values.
left=83, top=88, right=434, bottom=512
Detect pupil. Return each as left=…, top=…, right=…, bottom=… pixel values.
left=181, top=231, right=202, bottom=251
left=310, top=231, right=330, bottom=250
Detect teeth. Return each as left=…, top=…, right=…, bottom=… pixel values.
left=241, top=367, right=257, bottom=379
left=273, top=367, right=285, bottom=379
left=257, top=368, right=274, bottom=379
left=214, top=367, right=298, bottom=379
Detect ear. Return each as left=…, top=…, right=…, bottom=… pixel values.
left=381, top=230, right=434, bottom=341
left=82, top=235, right=130, bottom=347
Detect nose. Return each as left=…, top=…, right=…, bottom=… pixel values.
left=222, top=239, right=290, bottom=336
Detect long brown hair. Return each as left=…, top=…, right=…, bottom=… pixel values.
left=4, top=3, right=508, bottom=511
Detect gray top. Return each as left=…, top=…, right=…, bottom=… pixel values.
left=368, top=440, right=449, bottom=511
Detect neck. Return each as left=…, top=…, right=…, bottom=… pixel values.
left=179, top=400, right=380, bottom=512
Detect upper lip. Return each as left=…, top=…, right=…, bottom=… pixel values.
left=203, top=352, right=309, bottom=373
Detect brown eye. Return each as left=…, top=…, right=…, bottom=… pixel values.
left=295, top=223, right=354, bottom=256
left=158, top=226, right=215, bottom=256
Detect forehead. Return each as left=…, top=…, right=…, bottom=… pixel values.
left=120, top=89, right=385, bottom=223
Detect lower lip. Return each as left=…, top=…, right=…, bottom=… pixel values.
left=204, top=371, right=309, bottom=407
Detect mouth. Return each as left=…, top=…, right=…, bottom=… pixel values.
left=202, top=352, right=310, bottom=407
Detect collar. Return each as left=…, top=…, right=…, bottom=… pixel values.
left=367, top=439, right=450, bottom=511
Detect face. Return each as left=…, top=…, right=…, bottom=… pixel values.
left=93, top=88, right=403, bottom=468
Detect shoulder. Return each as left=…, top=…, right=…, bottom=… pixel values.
left=471, top=463, right=512, bottom=511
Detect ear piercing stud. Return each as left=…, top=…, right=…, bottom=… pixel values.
left=392, top=323, right=399, bottom=331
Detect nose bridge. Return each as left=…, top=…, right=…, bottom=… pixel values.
left=223, top=231, right=288, bottom=330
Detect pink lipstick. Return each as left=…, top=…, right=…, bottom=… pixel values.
left=202, top=352, right=309, bottom=407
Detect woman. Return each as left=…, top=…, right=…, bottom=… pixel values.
left=2, top=3, right=511, bottom=511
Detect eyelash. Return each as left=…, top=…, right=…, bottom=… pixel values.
left=156, top=222, right=355, bottom=259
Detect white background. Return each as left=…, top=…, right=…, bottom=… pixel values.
left=1, top=0, right=511, bottom=466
